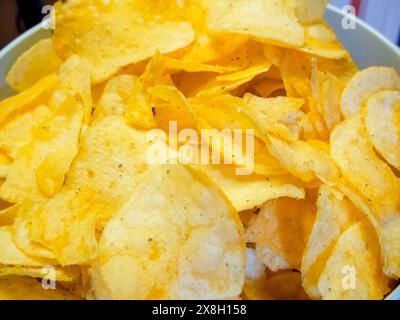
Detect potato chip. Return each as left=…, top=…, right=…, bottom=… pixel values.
left=242, top=94, right=304, bottom=141
left=246, top=197, right=315, bottom=271
left=0, top=89, right=84, bottom=202
left=341, top=67, right=400, bottom=118
left=0, top=104, right=51, bottom=160
left=311, top=67, right=344, bottom=131
left=179, top=63, right=271, bottom=98
left=331, top=118, right=400, bottom=277
left=330, top=117, right=400, bottom=215
left=0, top=203, right=18, bottom=226
left=0, top=74, right=58, bottom=124
left=364, top=91, right=400, bottom=170
left=204, top=0, right=304, bottom=47
left=28, top=116, right=169, bottom=265
left=125, top=77, right=157, bottom=130
left=287, top=0, right=329, bottom=24
left=90, top=165, right=245, bottom=299
left=318, top=221, right=389, bottom=300
left=93, top=75, right=136, bottom=120
left=300, top=23, right=348, bottom=60
left=0, top=226, right=50, bottom=267
left=59, top=55, right=93, bottom=125
left=163, top=55, right=238, bottom=74
left=6, top=39, right=62, bottom=92
left=193, top=164, right=304, bottom=212
left=267, top=137, right=339, bottom=184
left=0, top=152, right=11, bottom=178
left=12, top=201, right=56, bottom=260
left=0, top=276, right=79, bottom=300
left=53, top=0, right=195, bottom=82
left=301, top=186, right=363, bottom=298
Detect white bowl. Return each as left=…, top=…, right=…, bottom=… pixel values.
left=0, top=4, right=399, bottom=300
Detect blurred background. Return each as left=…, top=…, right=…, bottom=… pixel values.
left=0, top=0, right=399, bottom=49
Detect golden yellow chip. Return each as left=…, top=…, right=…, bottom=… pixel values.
left=267, top=137, right=338, bottom=184
left=0, top=226, right=50, bottom=267
left=0, top=89, right=83, bottom=202
left=93, top=75, right=136, bottom=120
left=0, top=74, right=58, bottom=124
left=192, top=165, right=304, bottom=212
left=301, top=185, right=363, bottom=298
left=246, top=197, right=315, bottom=271
left=6, top=39, right=62, bottom=92
left=364, top=91, right=400, bottom=170
left=287, top=0, right=329, bottom=23
left=300, top=23, right=348, bottom=59
left=341, top=67, right=400, bottom=118
left=331, top=118, right=400, bottom=277
left=243, top=94, right=304, bottom=141
left=90, top=165, right=245, bottom=299
left=204, top=0, right=304, bottom=47
left=53, top=0, right=195, bottom=82
left=318, top=221, right=389, bottom=300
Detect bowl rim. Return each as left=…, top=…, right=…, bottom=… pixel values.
left=327, top=4, right=400, bottom=57
left=0, top=23, right=44, bottom=61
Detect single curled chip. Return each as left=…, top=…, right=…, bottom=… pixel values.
left=341, top=67, right=400, bottom=118
left=364, top=90, right=400, bottom=170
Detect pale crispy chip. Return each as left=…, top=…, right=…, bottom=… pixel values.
left=364, top=91, right=400, bottom=170
left=0, top=203, right=18, bottom=226
left=28, top=116, right=167, bottom=265
left=318, top=221, right=389, bottom=300
left=300, top=23, right=348, bottom=59
left=93, top=75, right=136, bottom=120
left=0, top=89, right=83, bottom=202
left=191, top=165, right=304, bottom=212
left=267, top=137, right=339, bottom=184
left=341, top=67, right=400, bottom=118
left=204, top=0, right=304, bottom=47
left=0, top=226, right=50, bottom=267
left=287, top=0, right=329, bottom=24
left=246, top=197, right=315, bottom=271
left=0, top=104, right=51, bottom=160
left=6, top=39, right=62, bottom=92
left=311, top=67, right=344, bottom=131
left=54, top=0, right=195, bottom=82
left=90, top=165, right=245, bottom=299
left=125, top=77, right=157, bottom=130
left=0, top=74, right=58, bottom=124
left=243, top=94, right=304, bottom=141
left=330, top=117, right=400, bottom=215
left=301, top=186, right=363, bottom=298
left=59, top=55, right=93, bottom=125
left=12, top=201, right=56, bottom=260
left=331, top=118, right=400, bottom=277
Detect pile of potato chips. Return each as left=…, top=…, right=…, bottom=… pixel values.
left=0, top=0, right=399, bottom=300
